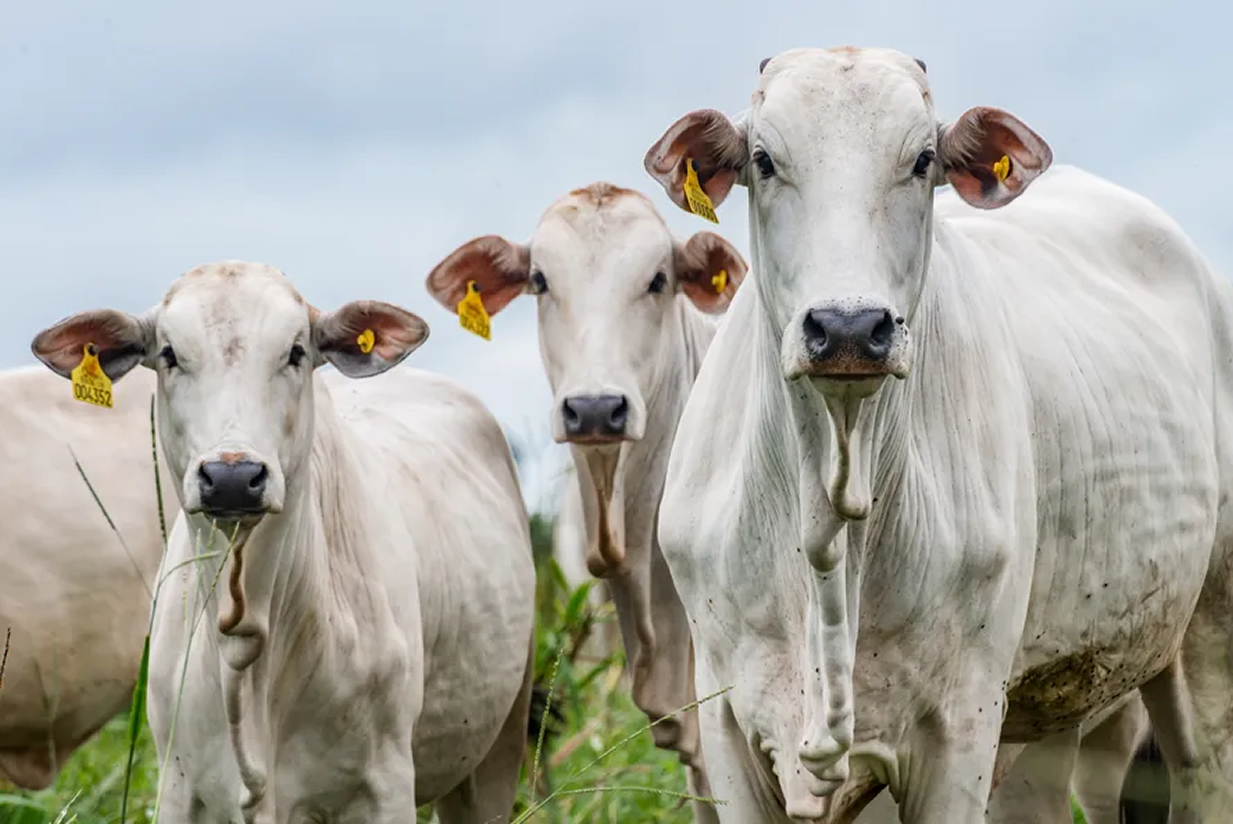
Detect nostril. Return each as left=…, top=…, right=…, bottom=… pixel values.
left=871, top=310, right=895, bottom=348
left=803, top=310, right=828, bottom=345
left=609, top=397, right=629, bottom=429
left=197, top=463, right=215, bottom=489
left=562, top=400, right=580, bottom=430
left=248, top=465, right=268, bottom=491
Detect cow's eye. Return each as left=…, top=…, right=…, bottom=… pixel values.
left=529, top=272, right=548, bottom=295
left=648, top=272, right=668, bottom=294
left=912, top=149, right=935, bottom=178
left=752, top=149, right=775, bottom=179
left=160, top=345, right=178, bottom=369
left=288, top=343, right=307, bottom=368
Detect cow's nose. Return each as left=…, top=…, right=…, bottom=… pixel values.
left=561, top=395, right=629, bottom=441
left=198, top=460, right=268, bottom=516
left=802, top=307, right=898, bottom=373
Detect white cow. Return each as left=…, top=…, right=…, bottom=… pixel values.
left=30, top=262, right=537, bottom=824
left=643, top=46, right=1233, bottom=823
left=425, top=182, right=748, bottom=823
left=0, top=366, right=174, bottom=790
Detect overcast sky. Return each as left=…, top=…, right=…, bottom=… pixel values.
left=3, top=0, right=1226, bottom=511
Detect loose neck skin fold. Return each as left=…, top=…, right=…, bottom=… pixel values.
left=744, top=193, right=937, bottom=798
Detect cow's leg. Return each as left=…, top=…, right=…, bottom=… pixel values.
left=694, top=666, right=794, bottom=824
left=985, top=728, right=1080, bottom=824
left=1072, top=691, right=1151, bottom=824
left=1139, top=620, right=1233, bottom=822
left=895, top=686, right=1006, bottom=824
left=435, top=638, right=535, bottom=824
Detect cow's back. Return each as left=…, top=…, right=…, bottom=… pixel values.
left=320, top=366, right=535, bottom=800
left=938, top=166, right=1225, bottom=734
left=0, top=365, right=172, bottom=789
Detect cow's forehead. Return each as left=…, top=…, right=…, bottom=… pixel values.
left=755, top=47, right=933, bottom=132
left=532, top=183, right=671, bottom=281
left=158, top=261, right=308, bottom=339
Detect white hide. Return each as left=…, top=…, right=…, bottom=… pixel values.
left=425, top=183, right=748, bottom=824
left=0, top=365, right=176, bottom=790
left=647, top=47, right=1233, bottom=824
left=30, top=263, right=537, bottom=824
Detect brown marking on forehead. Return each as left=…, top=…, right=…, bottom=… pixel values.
left=565, top=182, right=650, bottom=209
left=222, top=335, right=244, bottom=365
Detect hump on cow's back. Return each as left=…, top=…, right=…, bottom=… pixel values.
left=317, top=366, right=514, bottom=465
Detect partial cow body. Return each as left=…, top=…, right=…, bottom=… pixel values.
left=30, top=262, right=537, bottom=824
left=0, top=366, right=174, bottom=790
left=645, top=47, right=1233, bottom=823
left=426, top=183, right=748, bottom=823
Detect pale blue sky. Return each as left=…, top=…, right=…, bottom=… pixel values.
left=3, top=0, right=1227, bottom=510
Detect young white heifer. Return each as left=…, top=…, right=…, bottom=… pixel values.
left=643, top=46, right=1233, bottom=823
left=0, top=366, right=175, bottom=790
left=425, top=182, right=748, bottom=823
left=30, top=262, right=537, bottom=824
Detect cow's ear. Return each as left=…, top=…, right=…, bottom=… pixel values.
left=312, top=300, right=428, bottom=378
left=31, top=309, right=151, bottom=381
left=674, top=231, right=748, bottom=314
left=938, top=106, right=1052, bottom=209
left=644, top=109, right=748, bottom=218
left=425, top=235, right=530, bottom=318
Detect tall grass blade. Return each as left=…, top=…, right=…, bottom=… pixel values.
left=118, top=634, right=150, bottom=824
left=150, top=395, right=168, bottom=546
left=0, top=626, right=10, bottom=693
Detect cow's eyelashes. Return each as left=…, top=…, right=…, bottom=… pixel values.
left=160, top=345, right=178, bottom=369
left=529, top=272, right=549, bottom=295
left=648, top=272, right=668, bottom=294
left=288, top=343, right=307, bottom=368
left=912, top=148, right=936, bottom=178
left=752, top=149, right=775, bottom=179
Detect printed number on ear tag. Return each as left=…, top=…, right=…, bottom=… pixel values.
left=683, top=159, right=719, bottom=224
left=71, top=343, right=113, bottom=409
left=712, top=268, right=728, bottom=294
left=457, top=281, right=492, bottom=341
left=356, top=328, right=375, bottom=354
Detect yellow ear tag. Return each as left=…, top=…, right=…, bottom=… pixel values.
left=70, top=343, right=113, bottom=409
left=711, top=268, right=728, bottom=294
left=683, top=159, right=719, bottom=224
left=356, top=328, right=375, bottom=354
left=457, top=280, right=492, bottom=341
left=993, top=155, right=1011, bottom=182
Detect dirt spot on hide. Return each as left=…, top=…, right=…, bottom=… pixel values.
left=1004, top=648, right=1134, bottom=740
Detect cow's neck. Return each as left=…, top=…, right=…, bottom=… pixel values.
left=743, top=203, right=933, bottom=797
left=575, top=298, right=711, bottom=577
left=190, top=379, right=403, bottom=815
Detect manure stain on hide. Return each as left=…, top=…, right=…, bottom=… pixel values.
left=1004, top=648, right=1116, bottom=738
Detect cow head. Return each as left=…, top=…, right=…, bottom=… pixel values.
left=31, top=262, right=428, bottom=527
left=425, top=183, right=746, bottom=445
left=645, top=47, right=1051, bottom=399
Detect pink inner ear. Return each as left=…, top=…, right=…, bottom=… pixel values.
left=644, top=110, right=746, bottom=212
left=424, top=236, right=529, bottom=317
left=32, top=312, right=136, bottom=376
left=675, top=232, right=749, bottom=315
left=326, top=302, right=428, bottom=361
left=942, top=107, right=1052, bottom=209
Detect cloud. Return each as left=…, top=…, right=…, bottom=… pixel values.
left=3, top=0, right=1227, bottom=510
